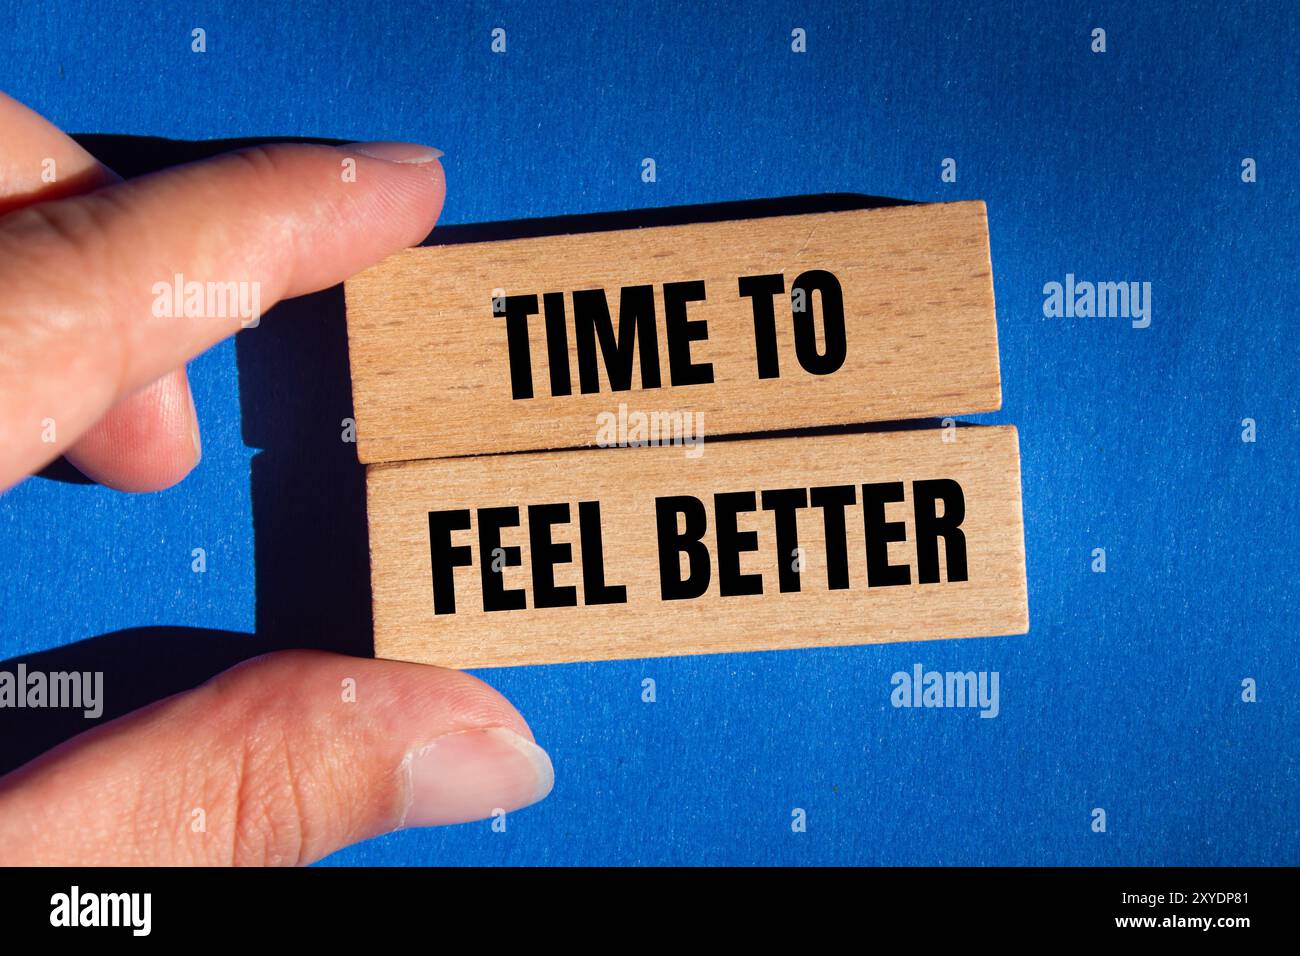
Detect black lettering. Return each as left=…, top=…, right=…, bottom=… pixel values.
left=428, top=509, right=473, bottom=615
left=499, top=294, right=539, bottom=399
left=791, top=270, right=846, bottom=375
left=655, top=495, right=711, bottom=600
left=715, top=491, right=763, bottom=596
left=761, top=487, right=807, bottom=593
left=478, top=506, right=527, bottom=611
left=912, top=479, right=968, bottom=583
left=810, top=485, right=856, bottom=589
left=578, top=500, right=627, bottom=605
left=738, top=273, right=785, bottom=379
left=527, top=503, right=578, bottom=608
left=861, top=482, right=910, bottom=587
left=541, top=291, right=573, bottom=396
left=573, top=285, right=661, bottom=393
left=663, top=280, right=712, bottom=386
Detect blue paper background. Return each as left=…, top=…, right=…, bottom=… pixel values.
left=1, top=0, right=1296, bottom=865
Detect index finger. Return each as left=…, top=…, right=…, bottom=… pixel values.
left=0, top=139, right=444, bottom=490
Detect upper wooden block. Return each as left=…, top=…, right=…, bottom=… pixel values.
left=344, top=200, right=1000, bottom=463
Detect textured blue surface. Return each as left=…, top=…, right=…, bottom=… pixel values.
left=1, top=0, right=1296, bottom=865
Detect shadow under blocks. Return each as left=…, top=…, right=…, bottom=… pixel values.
left=1, top=132, right=923, bottom=774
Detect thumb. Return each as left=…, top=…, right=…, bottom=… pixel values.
left=0, top=651, right=554, bottom=865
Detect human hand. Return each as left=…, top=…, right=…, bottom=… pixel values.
left=0, top=94, right=554, bottom=865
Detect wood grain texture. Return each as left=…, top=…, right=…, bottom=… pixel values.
left=344, top=201, right=1001, bottom=464
left=366, top=426, right=1027, bottom=668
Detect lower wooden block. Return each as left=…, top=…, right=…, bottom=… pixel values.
left=366, top=427, right=1028, bottom=668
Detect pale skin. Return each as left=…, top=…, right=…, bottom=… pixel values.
left=0, top=94, right=555, bottom=865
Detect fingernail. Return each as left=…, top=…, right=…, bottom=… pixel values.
left=402, top=727, right=554, bottom=828
left=349, top=141, right=443, bottom=165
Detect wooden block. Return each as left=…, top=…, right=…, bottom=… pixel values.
left=345, top=201, right=1001, bottom=463
left=366, top=426, right=1027, bottom=668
